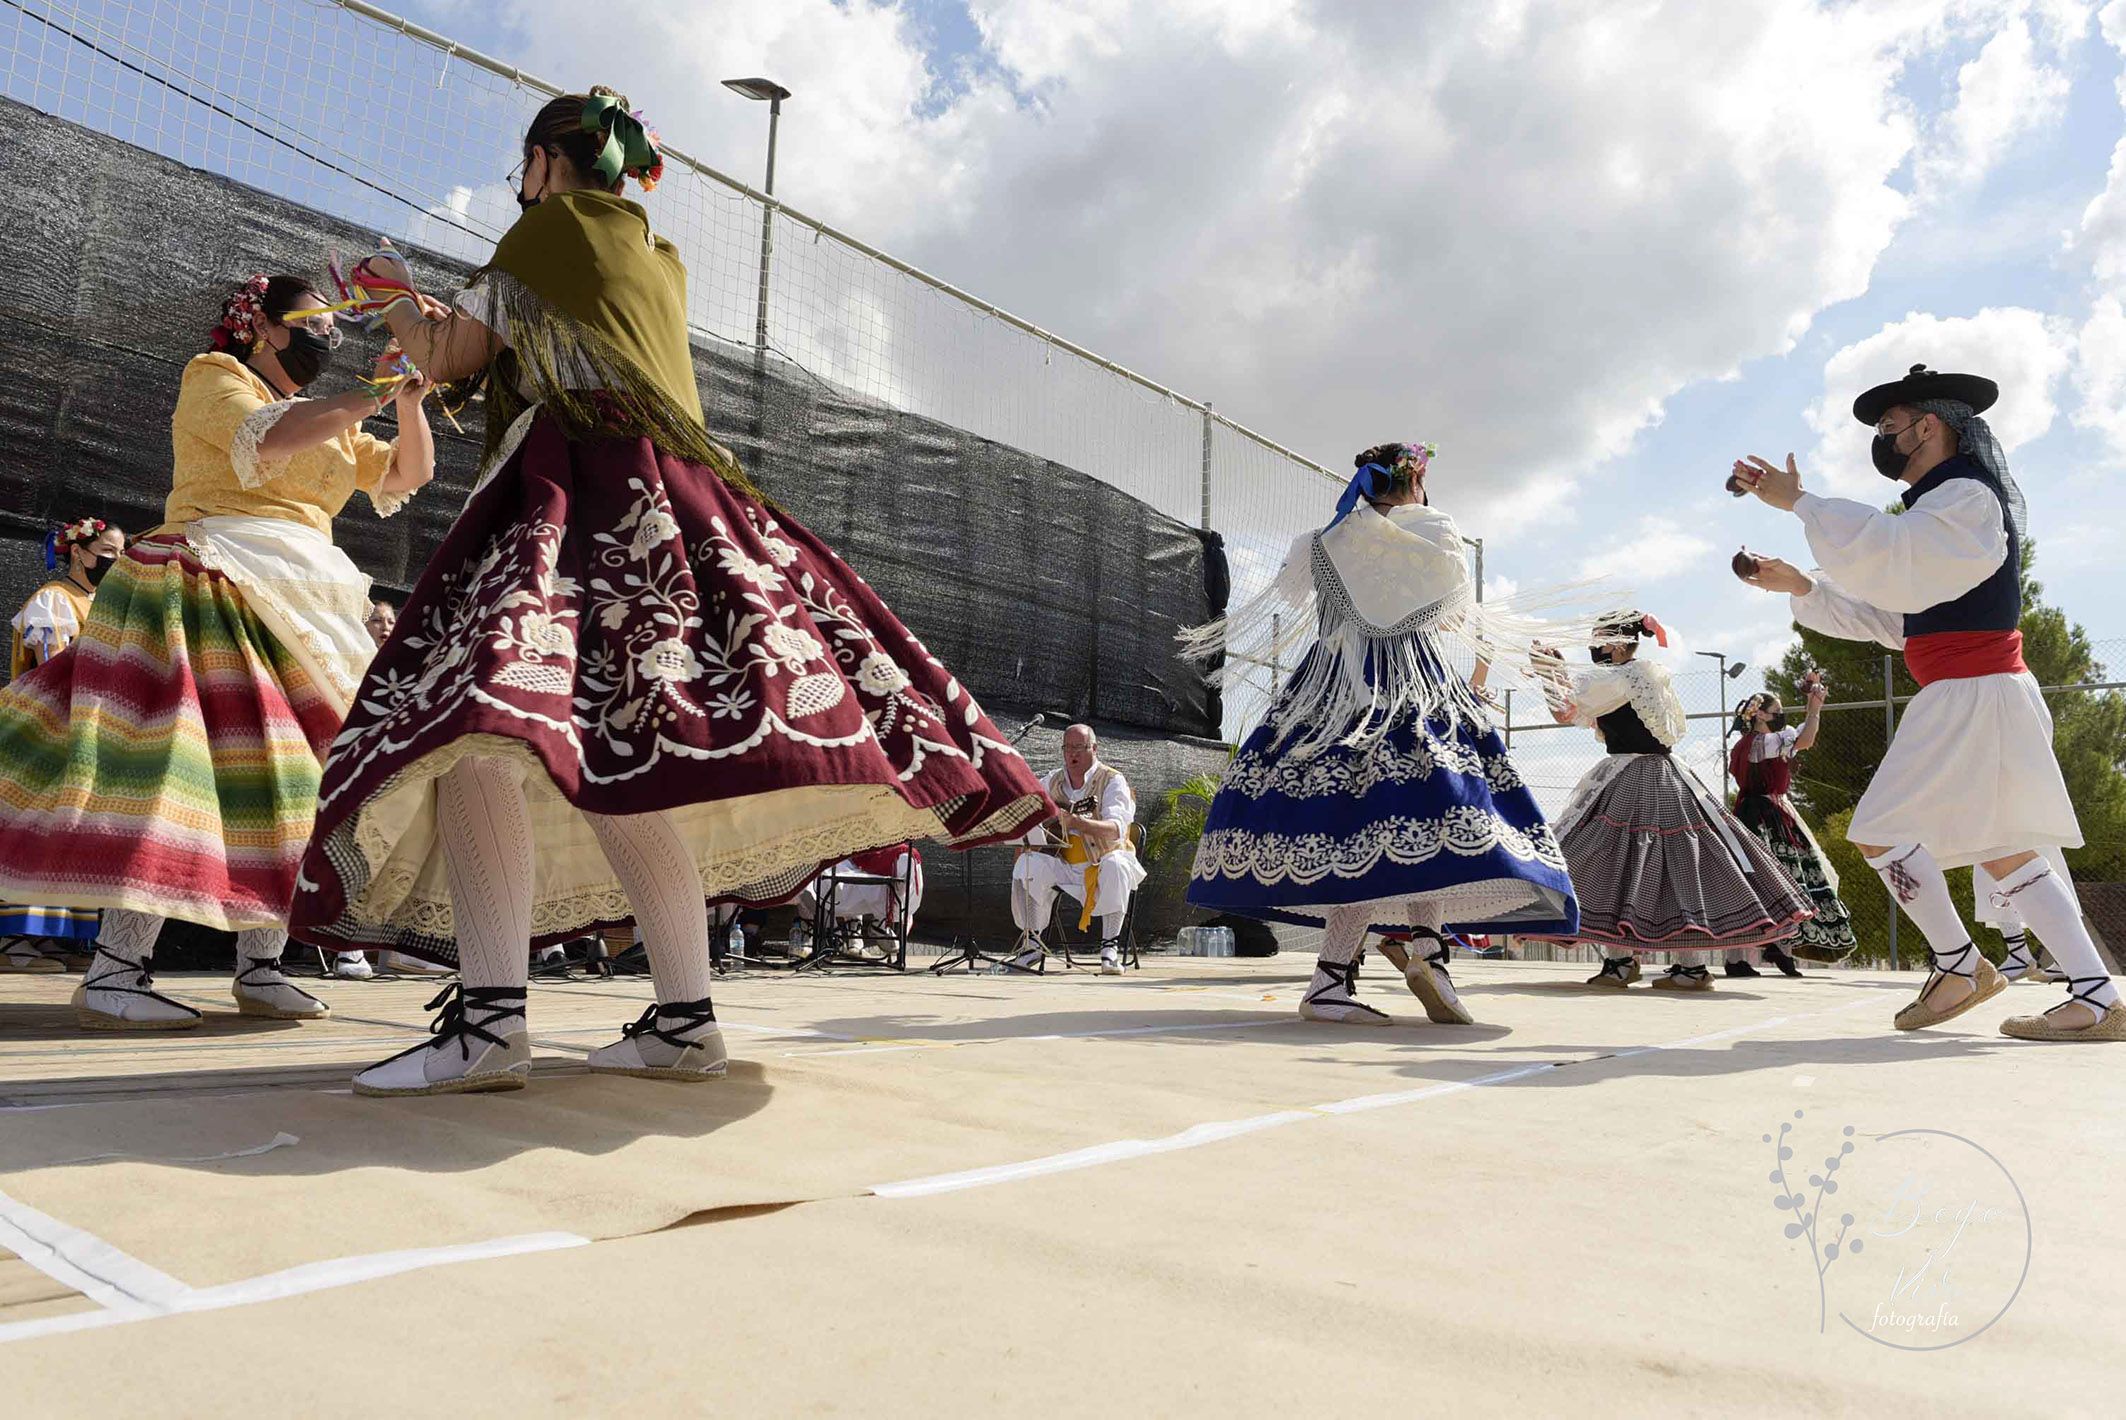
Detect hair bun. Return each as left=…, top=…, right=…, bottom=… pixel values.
left=588, top=84, right=633, bottom=112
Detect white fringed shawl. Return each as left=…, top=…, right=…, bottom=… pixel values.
left=1182, top=502, right=1605, bottom=758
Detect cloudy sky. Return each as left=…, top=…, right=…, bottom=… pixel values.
left=396, top=0, right=2126, bottom=686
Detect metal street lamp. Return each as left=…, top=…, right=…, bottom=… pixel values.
left=1696, top=650, right=1749, bottom=795
left=722, top=77, right=790, bottom=369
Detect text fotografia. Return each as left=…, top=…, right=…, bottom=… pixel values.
left=1868, top=1301, right=1961, bottom=1336
left=1760, top=1115, right=2029, bottom=1351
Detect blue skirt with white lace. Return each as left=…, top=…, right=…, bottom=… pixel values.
left=1187, top=652, right=1578, bottom=937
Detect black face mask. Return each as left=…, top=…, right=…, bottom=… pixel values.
left=1871, top=421, right=1921, bottom=480
left=274, top=325, right=335, bottom=387
left=516, top=187, right=539, bottom=213
left=1589, top=646, right=1613, bottom=664
left=1765, top=711, right=1788, bottom=732
left=82, top=554, right=115, bottom=586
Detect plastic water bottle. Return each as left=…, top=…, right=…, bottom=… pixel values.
left=726, top=922, right=745, bottom=963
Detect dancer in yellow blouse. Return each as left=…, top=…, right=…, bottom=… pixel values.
left=0, top=273, right=434, bottom=1029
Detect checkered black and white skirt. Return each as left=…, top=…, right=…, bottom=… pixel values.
left=1520, top=752, right=1813, bottom=954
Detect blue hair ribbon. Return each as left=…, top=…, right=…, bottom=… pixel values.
left=42, top=529, right=60, bottom=571
left=1328, top=462, right=1394, bottom=529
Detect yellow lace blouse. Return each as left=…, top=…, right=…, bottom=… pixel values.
left=161, top=353, right=403, bottom=538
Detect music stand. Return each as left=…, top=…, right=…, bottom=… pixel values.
left=928, top=708, right=1069, bottom=976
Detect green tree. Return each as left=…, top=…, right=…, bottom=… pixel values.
left=1767, top=540, right=2126, bottom=962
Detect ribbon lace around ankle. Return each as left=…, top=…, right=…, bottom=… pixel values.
left=84, top=945, right=188, bottom=1007
left=2046, top=976, right=2116, bottom=1020
left=1921, top=943, right=1979, bottom=1001
left=1408, top=925, right=1452, bottom=976
left=619, top=995, right=719, bottom=1051
left=373, top=983, right=526, bottom=1067
left=1305, top=959, right=1362, bottom=1004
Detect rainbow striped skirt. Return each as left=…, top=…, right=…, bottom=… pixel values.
left=0, top=535, right=340, bottom=931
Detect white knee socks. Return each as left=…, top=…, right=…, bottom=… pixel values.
left=94, top=908, right=164, bottom=964
left=234, top=926, right=288, bottom=964
left=1318, top=903, right=1370, bottom=966
left=1099, top=912, right=1124, bottom=943
left=1990, top=858, right=2120, bottom=1010
left=1866, top=845, right=1976, bottom=975
left=436, top=756, right=535, bottom=992
left=586, top=810, right=716, bottom=1005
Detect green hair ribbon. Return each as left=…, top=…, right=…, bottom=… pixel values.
left=579, top=94, right=660, bottom=187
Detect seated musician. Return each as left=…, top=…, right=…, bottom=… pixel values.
left=1009, top=724, right=1146, bottom=974
left=791, top=843, right=925, bottom=962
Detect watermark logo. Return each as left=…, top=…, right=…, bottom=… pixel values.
left=1763, top=1111, right=2030, bottom=1350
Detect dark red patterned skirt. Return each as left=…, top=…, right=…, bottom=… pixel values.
left=291, top=416, right=1050, bottom=959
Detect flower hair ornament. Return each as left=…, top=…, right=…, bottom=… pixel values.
left=44, top=516, right=108, bottom=571
left=579, top=94, right=665, bottom=193
left=208, top=273, right=270, bottom=352
left=1329, top=441, right=1438, bottom=528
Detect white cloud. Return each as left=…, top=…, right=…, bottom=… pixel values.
left=1576, top=515, right=1716, bottom=583
left=1913, top=12, right=2079, bottom=198
left=2072, top=294, right=2126, bottom=458
left=452, top=0, right=2018, bottom=521
left=2072, top=2, right=2126, bottom=285
left=1802, top=307, right=2075, bottom=498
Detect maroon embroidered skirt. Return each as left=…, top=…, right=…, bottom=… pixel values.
left=290, top=416, right=1051, bottom=959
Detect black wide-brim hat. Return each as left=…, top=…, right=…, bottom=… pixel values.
left=1852, top=364, right=1998, bottom=426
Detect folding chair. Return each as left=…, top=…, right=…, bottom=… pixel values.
left=796, top=848, right=915, bottom=972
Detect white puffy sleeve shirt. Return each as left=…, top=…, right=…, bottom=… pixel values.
left=1785, top=482, right=2008, bottom=650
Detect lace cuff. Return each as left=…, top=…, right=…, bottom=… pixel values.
left=230, top=400, right=297, bottom=489
left=366, top=481, right=416, bottom=519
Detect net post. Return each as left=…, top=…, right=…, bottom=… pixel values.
left=1199, top=404, right=1214, bottom=530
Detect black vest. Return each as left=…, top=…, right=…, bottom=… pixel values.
left=1900, top=455, right=2020, bottom=637
left=1596, top=703, right=1670, bottom=756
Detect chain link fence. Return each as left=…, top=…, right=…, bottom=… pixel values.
left=1493, top=640, right=2126, bottom=968
left=0, top=0, right=1368, bottom=737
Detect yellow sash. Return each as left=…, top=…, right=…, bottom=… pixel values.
left=1050, top=769, right=1113, bottom=933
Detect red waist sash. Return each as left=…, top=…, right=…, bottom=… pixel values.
left=1904, top=629, right=2026, bottom=687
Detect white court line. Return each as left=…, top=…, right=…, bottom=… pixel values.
left=791, top=1017, right=1298, bottom=1059
left=0, top=995, right=1882, bottom=1339
left=870, top=997, right=1881, bottom=1198
left=0, top=1228, right=587, bottom=1345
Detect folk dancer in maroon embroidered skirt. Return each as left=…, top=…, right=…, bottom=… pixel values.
left=1522, top=611, right=1814, bottom=993
left=289, top=88, right=1051, bottom=1095
left=1723, top=673, right=1858, bottom=974
left=0, top=274, right=435, bottom=1029
left=1733, top=363, right=2122, bottom=1040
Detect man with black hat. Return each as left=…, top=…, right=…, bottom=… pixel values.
left=1728, top=364, right=2122, bottom=1042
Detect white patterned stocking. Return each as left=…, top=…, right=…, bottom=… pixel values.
left=587, top=809, right=716, bottom=1006
left=436, top=755, right=535, bottom=993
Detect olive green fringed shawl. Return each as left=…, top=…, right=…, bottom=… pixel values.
left=474, top=189, right=757, bottom=498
